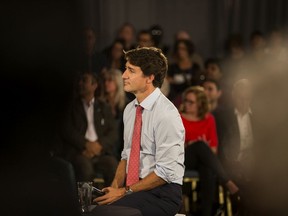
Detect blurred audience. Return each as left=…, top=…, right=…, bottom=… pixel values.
left=217, top=79, right=254, bottom=214
left=202, top=79, right=223, bottom=113
left=100, top=69, right=130, bottom=159
left=149, top=24, right=170, bottom=55
left=167, top=39, right=202, bottom=102
left=82, top=27, right=106, bottom=74
left=175, top=30, right=205, bottom=69
left=249, top=30, right=267, bottom=62
left=137, top=29, right=155, bottom=47
left=180, top=86, right=239, bottom=216
left=117, top=22, right=136, bottom=51
left=103, top=38, right=126, bottom=72
left=61, top=71, right=118, bottom=186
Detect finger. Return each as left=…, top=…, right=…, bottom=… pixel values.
left=95, top=194, right=109, bottom=202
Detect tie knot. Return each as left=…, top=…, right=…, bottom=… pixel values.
left=136, top=105, right=143, bottom=113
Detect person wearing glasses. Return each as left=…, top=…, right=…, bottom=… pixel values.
left=180, top=86, right=239, bottom=216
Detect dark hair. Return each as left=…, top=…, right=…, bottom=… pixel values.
left=225, top=33, right=243, bottom=51
left=250, top=30, right=264, bottom=40
left=124, top=47, right=168, bottom=88
left=173, top=39, right=194, bottom=57
left=204, top=58, right=221, bottom=70
left=149, top=24, right=163, bottom=46
left=202, top=78, right=221, bottom=90
left=137, top=30, right=153, bottom=40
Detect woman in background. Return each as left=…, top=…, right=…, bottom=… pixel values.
left=101, top=69, right=129, bottom=159
left=180, top=86, right=239, bottom=216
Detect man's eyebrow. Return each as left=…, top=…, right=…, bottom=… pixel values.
left=127, top=66, right=134, bottom=71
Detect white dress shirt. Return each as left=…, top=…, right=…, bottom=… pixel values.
left=121, top=88, right=185, bottom=185
left=235, top=109, right=253, bottom=161
left=83, top=98, right=98, bottom=142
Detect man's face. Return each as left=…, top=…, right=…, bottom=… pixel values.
left=206, top=63, right=222, bottom=80
left=122, top=61, right=152, bottom=95
left=84, top=29, right=96, bottom=52
left=233, top=88, right=252, bottom=113
left=78, top=74, right=97, bottom=97
left=138, top=33, right=154, bottom=47
left=203, top=81, right=221, bottom=103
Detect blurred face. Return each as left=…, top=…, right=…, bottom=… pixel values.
left=84, top=29, right=96, bottom=53
left=111, top=42, right=124, bottom=60
left=183, top=92, right=198, bottom=115
left=105, top=77, right=117, bottom=94
left=78, top=74, right=97, bottom=97
left=138, top=33, right=154, bottom=47
left=122, top=61, right=152, bottom=95
left=177, top=42, right=189, bottom=59
left=119, top=26, right=134, bottom=43
left=176, top=31, right=190, bottom=40
left=233, top=87, right=252, bottom=113
left=203, top=81, right=221, bottom=103
left=206, top=63, right=222, bottom=80
left=251, top=35, right=266, bottom=50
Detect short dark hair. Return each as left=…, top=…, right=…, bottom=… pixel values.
left=250, top=30, right=264, bottom=40
left=80, top=71, right=98, bottom=84
left=124, top=47, right=168, bottom=88
left=204, top=58, right=221, bottom=70
left=173, top=39, right=194, bottom=57
left=202, top=78, right=221, bottom=90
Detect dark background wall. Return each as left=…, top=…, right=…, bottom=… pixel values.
left=83, top=0, right=288, bottom=58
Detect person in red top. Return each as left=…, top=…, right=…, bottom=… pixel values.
left=180, top=86, right=239, bottom=216
left=180, top=86, right=218, bottom=153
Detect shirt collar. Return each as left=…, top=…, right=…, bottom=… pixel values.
left=82, top=97, right=95, bottom=107
left=234, top=108, right=252, bottom=116
left=134, top=88, right=161, bottom=111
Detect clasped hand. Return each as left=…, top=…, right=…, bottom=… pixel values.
left=94, top=187, right=126, bottom=205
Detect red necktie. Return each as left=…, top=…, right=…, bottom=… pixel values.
left=126, top=105, right=143, bottom=186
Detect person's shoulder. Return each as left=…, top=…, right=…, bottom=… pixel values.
left=155, top=94, right=180, bottom=117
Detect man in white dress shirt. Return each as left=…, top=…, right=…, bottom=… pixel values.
left=91, top=47, right=185, bottom=216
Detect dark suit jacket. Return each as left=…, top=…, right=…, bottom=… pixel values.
left=214, top=107, right=254, bottom=164
left=61, top=97, right=118, bottom=160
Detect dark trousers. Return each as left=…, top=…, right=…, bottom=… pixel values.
left=72, top=154, right=118, bottom=186
left=185, top=141, right=230, bottom=216
left=89, top=183, right=182, bottom=216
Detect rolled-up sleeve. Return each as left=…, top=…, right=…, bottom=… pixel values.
left=154, top=111, right=185, bottom=184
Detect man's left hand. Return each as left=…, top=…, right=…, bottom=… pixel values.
left=94, top=187, right=126, bottom=205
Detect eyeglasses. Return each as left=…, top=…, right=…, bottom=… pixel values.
left=184, top=99, right=196, bottom=105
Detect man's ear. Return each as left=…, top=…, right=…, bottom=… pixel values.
left=217, top=90, right=222, bottom=98
left=146, top=74, right=155, bottom=84
left=92, top=82, right=98, bottom=91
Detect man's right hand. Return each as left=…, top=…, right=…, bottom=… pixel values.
left=82, top=141, right=103, bottom=158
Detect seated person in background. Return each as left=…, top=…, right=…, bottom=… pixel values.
left=180, top=86, right=239, bottom=216
left=91, top=47, right=185, bottom=216
left=61, top=71, right=118, bottom=186
left=117, top=22, right=136, bottom=51
left=174, top=30, right=205, bottom=70
left=204, top=58, right=223, bottom=81
left=216, top=79, right=254, bottom=214
left=167, top=39, right=202, bottom=104
left=202, top=79, right=223, bottom=113
left=100, top=69, right=130, bottom=159
left=180, top=86, right=218, bottom=153
left=103, top=38, right=126, bottom=72
left=82, top=27, right=106, bottom=74
left=149, top=24, right=170, bottom=55
left=137, top=29, right=155, bottom=48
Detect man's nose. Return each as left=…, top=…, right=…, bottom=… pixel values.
left=122, top=70, right=128, bottom=79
